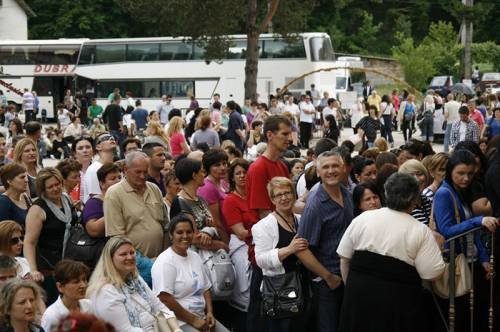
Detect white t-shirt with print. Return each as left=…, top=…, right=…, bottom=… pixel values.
left=151, top=248, right=211, bottom=324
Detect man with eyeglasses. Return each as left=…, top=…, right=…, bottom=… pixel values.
left=83, top=133, right=117, bottom=203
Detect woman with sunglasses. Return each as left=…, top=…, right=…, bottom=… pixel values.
left=0, top=221, right=30, bottom=279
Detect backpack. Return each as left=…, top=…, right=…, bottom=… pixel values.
left=199, top=248, right=236, bottom=300
left=404, top=103, right=414, bottom=122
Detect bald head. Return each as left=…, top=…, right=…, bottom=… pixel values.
left=187, top=150, right=204, bottom=162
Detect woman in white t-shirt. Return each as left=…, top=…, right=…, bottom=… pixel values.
left=56, top=104, right=73, bottom=131
left=349, top=97, right=365, bottom=134
left=337, top=173, right=445, bottom=332
left=41, top=260, right=92, bottom=332
left=151, top=214, right=230, bottom=332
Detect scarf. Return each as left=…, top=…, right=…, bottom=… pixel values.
left=120, top=276, right=156, bottom=329
left=42, top=192, right=73, bottom=258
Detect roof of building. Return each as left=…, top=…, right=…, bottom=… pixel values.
left=14, top=0, right=36, bottom=17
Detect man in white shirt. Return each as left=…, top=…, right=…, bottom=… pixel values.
left=443, top=93, right=461, bottom=152
left=299, top=95, right=316, bottom=148
left=322, top=98, right=339, bottom=121
left=156, top=95, right=174, bottom=125
left=283, top=95, right=300, bottom=118
left=310, top=84, right=322, bottom=108
left=83, top=133, right=117, bottom=203
left=22, top=88, right=36, bottom=122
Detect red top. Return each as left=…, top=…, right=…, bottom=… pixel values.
left=222, top=192, right=260, bottom=265
left=246, top=155, right=290, bottom=212
left=169, top=132, right=186, bottom=157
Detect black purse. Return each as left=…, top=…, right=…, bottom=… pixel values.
left=64, top=223, right=108, bottom=269
left=261, top=269, right=304, bottom=320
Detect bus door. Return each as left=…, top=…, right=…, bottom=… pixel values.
left=33, top=76, right=71, bottom=120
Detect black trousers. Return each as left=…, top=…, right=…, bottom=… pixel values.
left=299, top=122, right=313, bottom=148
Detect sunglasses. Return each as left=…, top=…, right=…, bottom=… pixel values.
left=95, top=134, right=115, bottom=145
left=10, top=236, right=23, bottom=245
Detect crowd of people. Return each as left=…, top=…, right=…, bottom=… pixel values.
left=0, top=84, right=498, bottom=332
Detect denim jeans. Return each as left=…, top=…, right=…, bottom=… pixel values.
left=443, top=123, right=452, bottom=152
left=247, top=265, right=267, bottom=331
left=311, top=280, right=344, bottom=332
left=420, top=118, right=434, bottom=142
left=401, top=120, right=413, bottom=142
left=382, top=115, right=394, bottom=143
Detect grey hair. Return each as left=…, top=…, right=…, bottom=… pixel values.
left=316, top=150, right=344, bottom=169
left=384, top=173, right=420, bottom=212
left=124, top=151, right=149, bottom=167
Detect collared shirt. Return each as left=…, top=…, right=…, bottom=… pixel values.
left=298, top=184, right=353, bottom=276
left=450, top=119, right=479, bottom=147
left=104, top=179, right=167, bottom=258
left=147, top=172, right=166, bottom=196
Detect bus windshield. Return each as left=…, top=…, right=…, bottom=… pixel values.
left=309, top=37, right=335, bottom=62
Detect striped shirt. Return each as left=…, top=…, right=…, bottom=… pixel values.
left=411, top=194, right=433, bottom=225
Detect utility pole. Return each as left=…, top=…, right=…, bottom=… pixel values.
left=461, top=0, right=473, bottom=79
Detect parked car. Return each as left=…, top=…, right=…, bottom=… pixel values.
left=479, top=72, right=500, bottom=94
left=428, top=76, right=454, bottom=97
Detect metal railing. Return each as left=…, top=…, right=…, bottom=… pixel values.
left=445, top=226, right=495, bottom=332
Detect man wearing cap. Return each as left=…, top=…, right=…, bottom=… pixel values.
left=83, top=132, right=117, bottom=203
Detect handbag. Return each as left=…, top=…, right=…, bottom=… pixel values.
left=261, top=269, right=304, bottom=320
left=429, top=189, right=472, bottom=299
left=64, top=222, right=108, bottom=268
left=153, top=312, right=172, bottom=332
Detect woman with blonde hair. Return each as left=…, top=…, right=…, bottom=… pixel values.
left=0, top=221, right=30, bottom=278
left=398, top=159, right=432, bottom=225
left=0, top=279, right=45, bottom=332
left=167, top=117, right=191, bottom=157
left=144, top=121, right=170, bottom=150
left=422, top=152, right=449, bottom=200
left=87, top=236, right=182, bottom=332
left=13, top=138, right=39, bottom=199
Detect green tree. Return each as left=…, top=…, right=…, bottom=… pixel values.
left=392, top=33, right=436, bottom=90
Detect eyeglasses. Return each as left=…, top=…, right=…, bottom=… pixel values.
left=273, top=191, right=293, bottom=200
left=10, top=236, right=23, bottom=245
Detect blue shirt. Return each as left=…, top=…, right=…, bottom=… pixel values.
left=0, top=194, right=29, bottom=227
left=487, top=118, right=500, bottom=137
left=132, top=107, right=149, bottom=130
left=433, top=180, right=488, bottom=262
left=225, top=111, right=244, bottom=149
left=298, top=184, right=353, bottom=275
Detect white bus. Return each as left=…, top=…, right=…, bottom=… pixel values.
left=0, top=39, right=85, bottom=119
left=73, top=33, right=357, bottom=110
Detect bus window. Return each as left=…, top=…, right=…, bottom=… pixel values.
left=262, top=39, right=306, bottom=59
left=126, top=43, right=160, bottom=62
left=309, top=37, right=335, bottom=62
left=78, top=45, right=96, bottom=65
left=95, top=44, right=126, bottom=63
left=227, top=40, right=248, bottom=59
left=336, top=77, right=347, bottom=90
left=160, top=80, right=194, bottom=97
left=0, top=45, right=38, bottom=65
left=37, top=45, right=79, bottom=64
left=285, top=77, right=305, bottom=90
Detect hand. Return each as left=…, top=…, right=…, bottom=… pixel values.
left=191, top=318, right=208, bottom=331
left=72, top=200, right=83, bottom=211
left=31, top=270, right=44, bottom=283
left=287, top=236, right=308, bottom=254
left=198, top=232, right=213, bottom=246
left=481, top=217, right=498, bottom=233
left=325, top=274, right=342, bottom=290
left=206, top=312, right=216, bottom=328
left=482, top=262, right=494, bottom=280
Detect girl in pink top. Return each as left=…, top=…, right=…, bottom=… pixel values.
left=167, top=116, right=191, bottom=157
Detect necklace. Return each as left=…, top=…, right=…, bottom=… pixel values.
left=275, top=210, right=297, bottom=233
left=182, top=188, right=197, bottom=201
left=233, top=187, right=246, bottom=199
